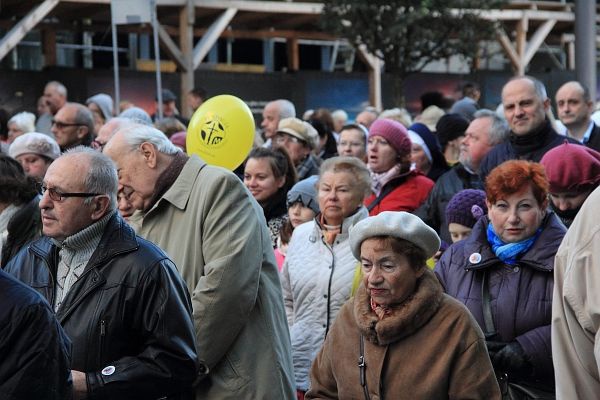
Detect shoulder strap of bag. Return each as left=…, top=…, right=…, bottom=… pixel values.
left=480, top=270, right=498, bottom=338
left=359, top=335, right=371, bottom=400
left=367, top=180, right=399, bottom=212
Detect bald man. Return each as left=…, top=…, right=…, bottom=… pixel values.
left=555, top=80, right=600, bottom=152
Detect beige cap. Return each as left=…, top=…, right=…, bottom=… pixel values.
left=277, top=117, right=319, bottom=149
left=349, top=211, right=441, bottom=259
left=9, top=132, right=61, bottom=160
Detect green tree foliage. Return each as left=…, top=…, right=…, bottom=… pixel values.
left=321, top=0, right=503, bottom=106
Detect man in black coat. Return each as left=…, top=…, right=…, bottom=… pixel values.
left=5, top=147, right=198, bottom=400
left=479, top=76, right=580, bottom=181
left=0, top=268, right=72, bottom=399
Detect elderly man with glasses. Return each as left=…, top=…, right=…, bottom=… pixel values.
left=4, top=147, right=198, bottom=400
left=51, top=102, right=95, bottom=151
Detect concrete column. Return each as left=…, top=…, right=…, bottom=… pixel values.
left=575, top=0, right=597, bottom=101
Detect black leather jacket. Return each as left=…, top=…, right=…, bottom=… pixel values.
left=4, top=213, right=198, bottom=399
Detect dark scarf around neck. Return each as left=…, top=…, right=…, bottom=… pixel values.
left=145, top=152, right=189, bottom=212
left=509, top=119, right=553, bottom=156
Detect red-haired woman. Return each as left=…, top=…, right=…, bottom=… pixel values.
left=435, top=160, right=565, bottom=395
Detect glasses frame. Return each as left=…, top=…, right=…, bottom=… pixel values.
left=41, top=185, right=103, bottom=202
left=51, top=119, right=84, bottom=129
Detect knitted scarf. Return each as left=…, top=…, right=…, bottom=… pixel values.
left=370, top=164, right=405, bottom=197
left=486, top=222, right=542, bottom=265
left=319, top=213, right=341, bottom=245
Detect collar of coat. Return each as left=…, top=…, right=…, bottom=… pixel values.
left=353, top=268, right=443, bottom=346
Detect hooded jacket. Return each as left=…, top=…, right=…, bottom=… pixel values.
left=307, top=270, right=500, bottom=399
left=435, top=213, right=566, bottom=390
left=4, top=212, right=198, bottom=399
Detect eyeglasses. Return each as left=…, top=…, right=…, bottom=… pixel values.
left=339, top=141, right=364, bottom=148
left=51, top=119, right=83, bottom=129
left=41, top=185, right=102, bottom=202
left=275, top=133, right=303, bottom=145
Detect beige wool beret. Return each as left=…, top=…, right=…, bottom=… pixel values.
left=349, top=211, right=441, bottom=259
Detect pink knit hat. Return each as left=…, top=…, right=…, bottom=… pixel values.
left=540, top=141, right=600, bottom=193
left=368, top=118, right=411, bottom=155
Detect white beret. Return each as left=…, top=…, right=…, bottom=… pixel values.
left=9, top=132, right=61, bottom=160
left=349, top=211, right=441, bottom=259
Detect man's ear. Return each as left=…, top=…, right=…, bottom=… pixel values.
left=543, top=97, right=551, bottom=111
left=90, top=195, right=111, bottom=221
left=77, top=126, right=89, bottom=140
left=139, top=142, right=158, bottom=168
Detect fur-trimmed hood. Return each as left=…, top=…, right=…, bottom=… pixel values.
left=353, top=268, right=443, bottom=346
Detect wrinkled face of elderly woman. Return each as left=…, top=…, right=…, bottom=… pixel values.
left=487, top=184, right=547, bottom=243
left=318, top=170, right=364, bottom=226
left=360, top=238, right=424, bottom=306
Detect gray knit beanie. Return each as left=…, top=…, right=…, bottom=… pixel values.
left=286, top=175, right=320, bottom=214
left=86, top=93, right=114, bottom=121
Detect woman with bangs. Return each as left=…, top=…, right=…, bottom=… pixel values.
left=435, top=159, right=565, bottom=396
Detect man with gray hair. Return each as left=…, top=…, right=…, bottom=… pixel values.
left=51, top=102, right=95, bottom=151
left=261, top=99, right=296, bottom=147
left=103, top=125, right=295, bottom=399
left=36, top=80, right=68, bottom=135
left=479, top=75, right=580, bottom=181
left=415, top=109, right=509, bottom=244
left=5, top=146, right=198, bottom=400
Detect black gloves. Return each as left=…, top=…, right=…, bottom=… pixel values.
left=486, top=341, right=532, bottom=376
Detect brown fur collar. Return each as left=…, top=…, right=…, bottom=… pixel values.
left=353, top=269, right=443, bottom=346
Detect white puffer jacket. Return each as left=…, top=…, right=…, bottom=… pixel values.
left=281, top=207, right=368, bottom=391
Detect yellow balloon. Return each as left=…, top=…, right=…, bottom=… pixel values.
left=187, top=95, right=254, bottom=170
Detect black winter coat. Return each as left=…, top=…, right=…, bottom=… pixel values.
left=4, top=213, right=198, bottom=400
left=0, top=268, right=72, bottom=400
left=479, top=120, right=580, bottom=182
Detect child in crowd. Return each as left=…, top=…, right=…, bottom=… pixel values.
left=275, top=176, right=319, bottom=270
left=445, top=189, right=488, bottom=243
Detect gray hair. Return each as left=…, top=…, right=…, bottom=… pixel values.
left=68, top=103, right=95, bottom=146
left=318, top=156, right=371, bottom=200
left=8, top=111, right=36, bottom=133
left=118, top=124, right=180, bottom=155
left=274, top=99, right=296, bottom=119
left=119, top=106, right=153, bottom=125
left=46, top=81, right=67, bottom=97
left=473, top=109, right=509, bottom=146
left=506, top=75, right=548, bottom=100
left=63, top=146, right=118, bottom=210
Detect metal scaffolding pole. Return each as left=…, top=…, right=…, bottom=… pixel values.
left=575, top=0, right=597, bottom=101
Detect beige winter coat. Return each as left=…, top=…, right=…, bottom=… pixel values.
left=133, top=155, right=295, bottom=399
left=552, top=186, right=600, bottom=399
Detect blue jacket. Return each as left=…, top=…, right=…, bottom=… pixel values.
left=434, top=212, right=566, bottom=389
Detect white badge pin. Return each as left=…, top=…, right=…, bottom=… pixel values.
left=469, top=253, right=482, bottom=264
left=101, top=365, right=116, bottom=376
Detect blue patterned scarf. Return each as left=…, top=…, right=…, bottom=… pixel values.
left=486, top=223, right=542, bottom=265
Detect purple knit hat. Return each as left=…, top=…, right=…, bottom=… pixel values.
left=445, top=189, right=488, bottom=228
left=368, top=118, right=412, bottom=156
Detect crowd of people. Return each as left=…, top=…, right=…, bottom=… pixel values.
left=1, top=75, right=600, bottom=399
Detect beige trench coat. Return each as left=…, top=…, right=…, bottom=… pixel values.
left=133, top=155, right=295, bottom=399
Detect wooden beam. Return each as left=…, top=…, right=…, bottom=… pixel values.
left=495, top=27, right=520, bottom=73
left=192, top=0, right=323, bottom=14
left=158, top=23, right=187, bottom=71
left=0, top=0, right=59, bottom=62
left=515, top=17, right=528, bottom=61
left=357, top=45, right=382, bottom=110
left=180, top=0, right=194, bottom=118
left=286, top=37, right=299, bottom=71
left=523, top=19, right=556, bottom=66
left=193, top=8, right=237, bottom=69
left=41, top=27, right=56, bottom=66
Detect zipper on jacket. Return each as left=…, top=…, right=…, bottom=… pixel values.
left=99, top=319, right=107, bottom=362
